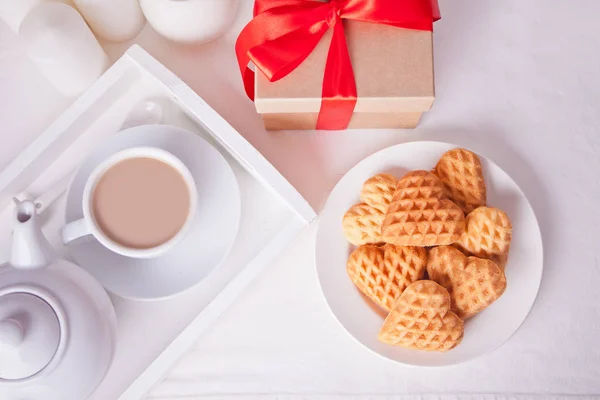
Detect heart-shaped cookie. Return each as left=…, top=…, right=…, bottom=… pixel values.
left=427, top=246, right=506, bottom=319
left=378, top=280, right=464, bottom=351
left=342, top=203, right=384, bottom=246
left=434, top=148, right=487, bottom=214
left=455, top=206, right=512, bottom=268
left=382, top=171, right=465, bottom=246
left=342, top=174, right=398, bottom=246
left=360, top=174, right=397, bottom=214
left=347, top=244, right=427, bottom=311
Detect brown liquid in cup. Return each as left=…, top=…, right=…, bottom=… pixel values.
left=92, top=157, right=191, bottom=249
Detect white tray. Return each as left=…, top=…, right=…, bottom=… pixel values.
left=0, top=45, right=316, bottom=399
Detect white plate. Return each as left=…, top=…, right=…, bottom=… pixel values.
left=64, top=125, right=241, bottom=300
left=315, top=141, right=543, bottom=366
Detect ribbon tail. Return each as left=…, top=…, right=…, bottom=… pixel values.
left=316, top=18, right=357, bottom=130
left=243, top=67, right=255, bottom=101
left=236, top=20, right=260, bottom=100
left=431, top=0, right=442, bottom=21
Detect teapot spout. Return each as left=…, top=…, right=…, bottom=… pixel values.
left=10, top=198, right=57, bottom=270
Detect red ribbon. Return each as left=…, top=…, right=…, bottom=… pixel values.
left=236, top=0, right=440, bottom=130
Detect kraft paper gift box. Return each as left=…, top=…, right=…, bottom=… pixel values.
left=254, top=20, right=434, bottom=130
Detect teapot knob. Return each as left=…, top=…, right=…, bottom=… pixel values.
left=0, top=319, right=24, bottom=347
left=0, top=292, right=61, bottom=380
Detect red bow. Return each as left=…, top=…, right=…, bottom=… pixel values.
left=236, top=0, right=440, bottom=130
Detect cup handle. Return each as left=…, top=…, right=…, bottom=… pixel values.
left=61, top=218, right=92, bottom=245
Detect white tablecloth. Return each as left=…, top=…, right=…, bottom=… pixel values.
left=2, top=0, right=600, bottom=399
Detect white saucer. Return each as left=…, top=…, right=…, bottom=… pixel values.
left=315, top=141, right=543, bottom=366
left=64, top=125, right=241, bottom=300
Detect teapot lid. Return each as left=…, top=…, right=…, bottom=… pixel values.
left=0, top=261, right=117, bottom=400
left=0, top=292, right=60, bottom=380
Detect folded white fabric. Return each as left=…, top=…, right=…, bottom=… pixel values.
left=150, top=223, right=600, bottom=399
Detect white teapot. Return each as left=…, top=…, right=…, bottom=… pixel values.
left=0, top=199, right=117, bottom=400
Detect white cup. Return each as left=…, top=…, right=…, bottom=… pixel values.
left=61, top=147, right=198, bottom=259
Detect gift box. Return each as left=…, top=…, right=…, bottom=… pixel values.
left=257, top=21, right=433, bottom=130
left=236, top=0, right=440, bottom=131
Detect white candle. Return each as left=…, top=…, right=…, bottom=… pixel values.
left=140, top=0, right=239, bottom=44
left=73, top=0, right=145, bottom=42
left=0, top=0, right=42, bottom=32
left=18, top=3, right=108, bottom=97
left=0, top=17, right=16, bottom=61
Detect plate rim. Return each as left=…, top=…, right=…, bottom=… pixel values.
left=314, top=140, right=544, bottom=366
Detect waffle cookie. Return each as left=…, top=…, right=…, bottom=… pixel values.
left=347, top=244, right=427, bottom=311
left=455, top=206, right=512, bottom=268
left=434, top=148, right=486, bottom=214
left=342, top=203, right=384, bottom=246
left=378, top=280, right=464, bottom=351
left=360, top=174, right=397, bottom=214
left=427, top=246, right=506, bottom=319
left=382, top=171, right=465, bottom=246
